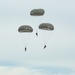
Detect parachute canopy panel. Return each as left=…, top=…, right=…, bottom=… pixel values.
left=18, top=25, right=33, bottom=33
left=30, top=9, right=45, bottom=16
left=39, top=23, right=54, bottom=31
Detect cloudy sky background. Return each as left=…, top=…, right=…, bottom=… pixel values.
left=0, top=0, right=75, bottom=75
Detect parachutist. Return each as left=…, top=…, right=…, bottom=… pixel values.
left=25, top=47, right=27, bottom=51
left=44, top=45, right=46, bottom=49
left=36, top=33, right=38, bottom=36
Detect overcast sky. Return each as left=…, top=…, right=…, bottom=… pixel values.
left=0, top=0, right=75, bottom=75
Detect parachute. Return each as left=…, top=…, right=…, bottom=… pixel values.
left=18, top=25, right=33, bottom=33
left=18, top=25, right=33, bottom=51
left=39, top=23, right=54, bottom=31
left=30, top=8, right=45, bottom=36
left=30, top=9, right=45, bottom=16
left=38, top=23, right=54, bottom=48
